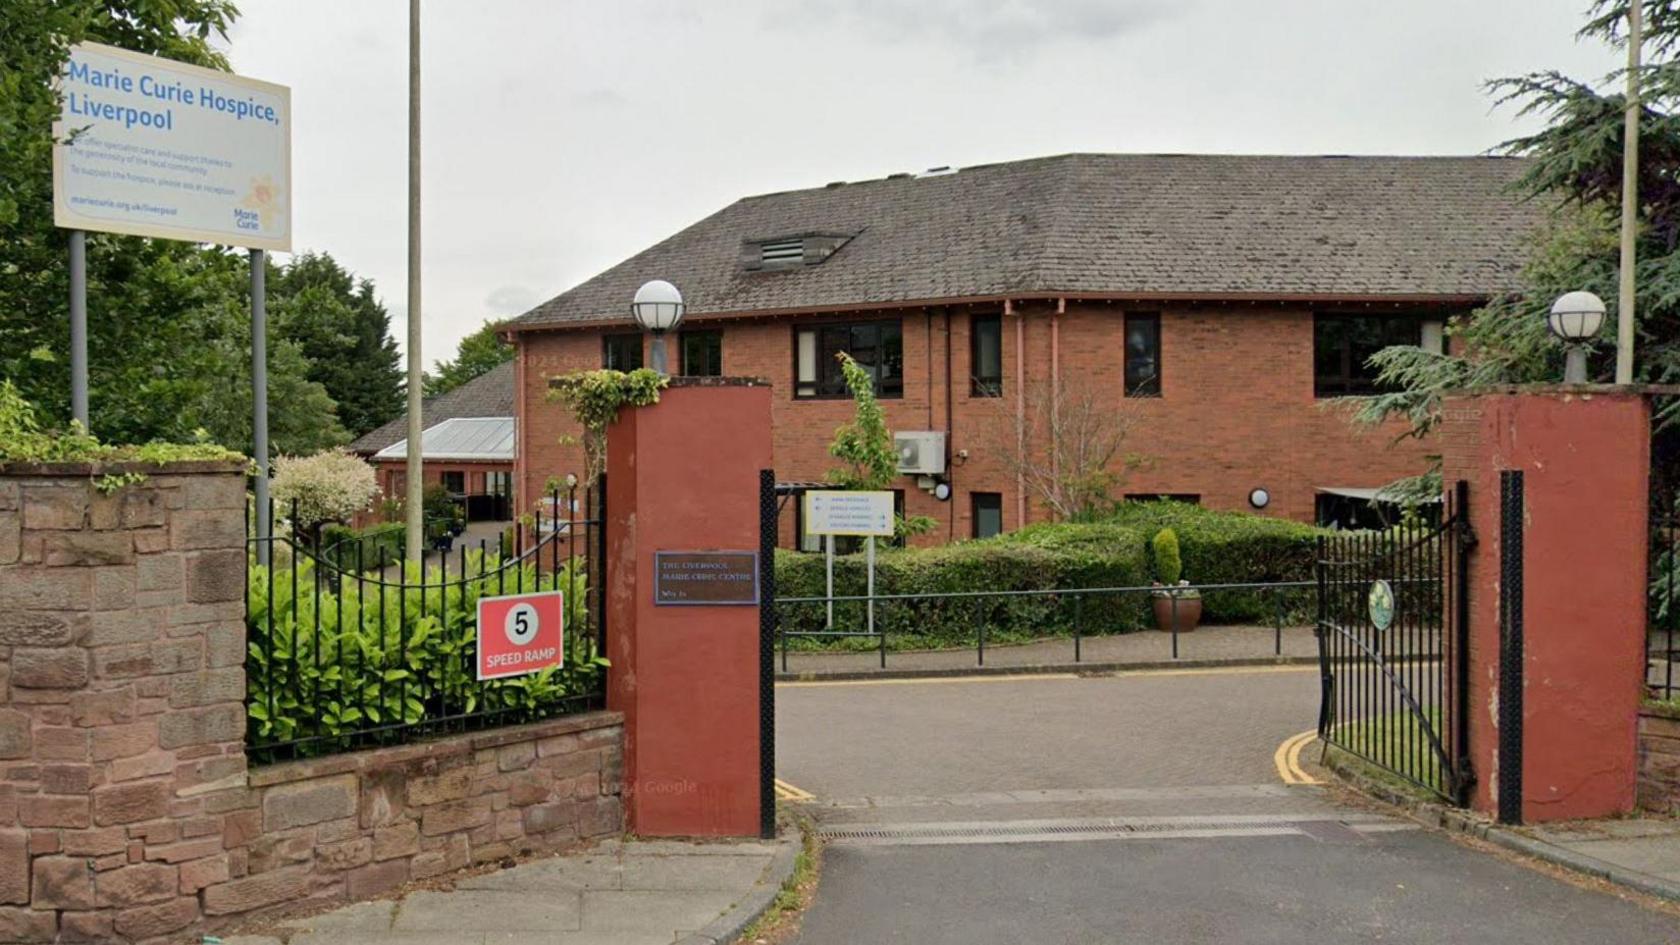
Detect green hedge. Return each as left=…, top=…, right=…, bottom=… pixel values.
left=319, top=521, right=406, bottom=572
left=772, top=502, right=1332, bottom=647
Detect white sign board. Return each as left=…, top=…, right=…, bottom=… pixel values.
left=53, top=42, right=291, bottom=251
left=803, top=490, right=894, bottom=537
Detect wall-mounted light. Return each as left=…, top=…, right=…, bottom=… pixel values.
left=933, top=482, right=952, bottom=502
left=1548, top=290, right=1606, bottom=383
left=1249, top=487, right=1271, bottom=510
left=630, top=279, right=685, bottom=375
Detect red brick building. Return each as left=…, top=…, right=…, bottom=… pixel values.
left=503, top=154, right=1536, bottom=546
left=349, top=361, right=515, bottom=522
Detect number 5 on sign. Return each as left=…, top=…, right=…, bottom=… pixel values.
left=476, top=590, right=564, bottom=681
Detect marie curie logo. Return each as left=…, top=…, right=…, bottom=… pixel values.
left=235, top=174, right=281, bottom=232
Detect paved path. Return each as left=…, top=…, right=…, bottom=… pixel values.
left=776, top=624, right=1315, bottom=677
left=777, top=668, right=1680, bottom=944
left=224, top=838, right=785, bottom=945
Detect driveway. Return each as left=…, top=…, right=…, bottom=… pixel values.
left=776, top=667, right=1680, bottom=944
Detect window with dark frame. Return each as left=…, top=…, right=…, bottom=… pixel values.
left=970, top=315, right=1002, bottom=397
left=1124, top=493, right=1201, bottom=505
left=971, top=492, right=1003, bottom=539
left=602, top=333, right=643, bottom=371
left=441, top=471, right=466, bottom=495
left=793, top=320, right=904, bottom=399
left=679, top=330, right=723, bottom=377
left=1124, top=313, right=1161, bottom=397
left=1313, top=314, right=1424, bottom=397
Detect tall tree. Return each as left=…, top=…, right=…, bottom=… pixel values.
left=271, top=252, right=404, bottom=437
left=425, top=319, right=513, bottom=396
left=1349, top=0, right=1680, bottom=501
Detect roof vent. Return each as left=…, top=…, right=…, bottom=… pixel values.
left=918, top=166, right=956, bottom=178
left=741, top=233, right=853, bottom=271
left=886, top=172, right=911, bottom=180
left=826, top=180, right=846, bottom=188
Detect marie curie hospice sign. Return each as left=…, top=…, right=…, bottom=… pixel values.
left=53, top=42, right=291, bottom=251
left=476, top=591, right=565, bottom=681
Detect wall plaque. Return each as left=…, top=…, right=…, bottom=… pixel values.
left=654, top=551, right=760, bottom=606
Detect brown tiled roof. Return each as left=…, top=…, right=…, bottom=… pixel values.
left=508, top=153, right=1539, bottom=331
left=348, top=360, right=515, bottom=456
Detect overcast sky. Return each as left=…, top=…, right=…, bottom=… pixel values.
left=222, top=1, right=1623, bottom=367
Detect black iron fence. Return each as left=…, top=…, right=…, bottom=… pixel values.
left=1651, top=513, right=1680, bottom=700
left=1315, top=481, right=1468, bottom=803
left=773, top=580, right=1317, bottom=671
left=245, top=478, right=607, bottom=763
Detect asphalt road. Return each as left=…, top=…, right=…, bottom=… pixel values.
left=776, top=668, right=1680, bottom=945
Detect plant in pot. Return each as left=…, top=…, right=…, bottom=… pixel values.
left=1150, top=527, right=1202, bottom=633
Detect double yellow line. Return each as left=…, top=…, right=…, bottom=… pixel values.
left=774, top=778, right=815, bottom=802
left=1274, top=729, right=1322, bottom=785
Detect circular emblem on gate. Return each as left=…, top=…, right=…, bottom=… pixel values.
left=1368, top=580, right=1395, bottom=631
left=504, top=602, right=540, bottom=647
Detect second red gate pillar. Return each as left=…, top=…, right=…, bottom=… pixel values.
left=1441, top=386, right=1652, bottom=822
left=603, top=377, right=773, bottom=837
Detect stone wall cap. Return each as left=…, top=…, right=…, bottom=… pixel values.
left=248, top=710, right=623, bottom=787
left=0, top=458, right=249, bottom=477
left=1444, top=383, right=1680, bottom=399
left=1643, top=701, right=1680, bottom=721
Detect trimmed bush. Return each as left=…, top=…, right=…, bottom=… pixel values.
left=319, top=521, right=406, bottom=572
left=772, top=501, right=1333, bottom=647
left=1152, top=528, right=1183, bottom=584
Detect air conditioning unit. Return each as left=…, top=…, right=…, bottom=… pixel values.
left=894, top=431, right=947, bottom=476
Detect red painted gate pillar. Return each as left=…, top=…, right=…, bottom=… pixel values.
left=603, top=378, right=773, bottom=837
left=1441, top=386, right=1653, bottom=822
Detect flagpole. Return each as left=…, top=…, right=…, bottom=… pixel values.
left=1617, top=0, right=1641, bottom=384
left=404, top=0, right=425, bottom=561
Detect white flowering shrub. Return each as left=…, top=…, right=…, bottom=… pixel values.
left=270, top=450, right=379, bottom=534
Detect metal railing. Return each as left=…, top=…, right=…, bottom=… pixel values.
left=773, top=580, right=1319, bottom=671
left=245, top=479, right=607, bottom=763
left=1650, top=514, right=1680, bottom=701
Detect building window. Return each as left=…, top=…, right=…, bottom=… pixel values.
left=971, top=492, right=1003, bottom=539
left=441, top=471, right=466, bottom=495
left=1313, top=314, right=1423, bottom=397
left=793, top=321, right=903, bottom=399
left=1124, top=313, right=1161, bottom=397
left=680, top=330, right=723, bottom=377
left=603, top=333, right=643, bottom=371
left=1124, top=493, right=1201, bottom=505
left=970, top=315, right=1002, bottom=397
left=795, top=489, right=906, bottom=552
left=485, top=471, right=511, bottom=496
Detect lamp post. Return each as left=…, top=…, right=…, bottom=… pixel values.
left=631, top=280, right=685, bottom=375
left=1548, top=290, right=1607, bottom=384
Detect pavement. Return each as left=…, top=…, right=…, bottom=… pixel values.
left=776, top=623, right=1317, bottom=677
left=776, top=667, right=1680, bottom=944
left=222, top=836, right=794, bottom=945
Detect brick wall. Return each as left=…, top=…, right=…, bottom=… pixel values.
left=1638, top=705, right=1680, bottom=814
left=515, top=303, right=1434, bottom=545
left=0, top=462, right=623, bottom=943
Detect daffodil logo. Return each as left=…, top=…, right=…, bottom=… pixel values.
left=239, top=174, right=282, bottom=229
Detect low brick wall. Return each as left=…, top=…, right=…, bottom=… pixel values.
left=216, top=712, right=622, bottom=925
left=0, top=463, right=623, bottom=943
left=1638, top=703, right=1680, bottom=814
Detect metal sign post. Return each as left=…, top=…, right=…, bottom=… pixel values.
left=251, top=249, right=270, bottom=565
left=68, top=230, right=88, bottom=427
left=802, top=490, right=895, bottom=634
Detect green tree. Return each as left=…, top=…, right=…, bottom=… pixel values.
left=271, top=252, right=404, bottom=437
left=826, top=353, right=935, bottom=539
left=426, top=319, right=513, bottom=396
left=1348, top=0, right=1680, bottom=499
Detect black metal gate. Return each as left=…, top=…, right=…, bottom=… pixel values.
left=1315, top=480, right=1473, bottom=804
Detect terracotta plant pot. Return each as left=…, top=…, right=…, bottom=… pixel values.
left=1152, top=594, right=1202, bottom=633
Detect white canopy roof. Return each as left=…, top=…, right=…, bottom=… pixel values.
left=375, top=416, right=514, bottom=462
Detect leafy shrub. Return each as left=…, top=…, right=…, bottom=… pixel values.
left=319, top=521, right=406, bottom=571
left=271, top=450, right=378, bottom=535
left=1152, top=528, right=1183, bottom=584
left=246, top=552, right=604, bottom=758
left=773, top=501, right=1333, bottom=647
left=0, top=380, right=241, bottom=466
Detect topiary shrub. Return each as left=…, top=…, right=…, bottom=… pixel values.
left=1152, top=527, right=1183, bottom=584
